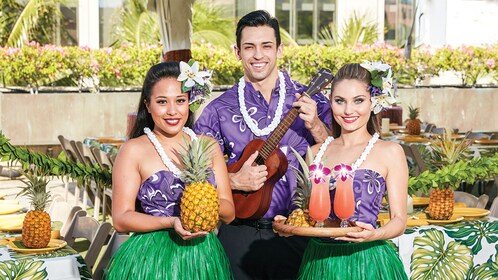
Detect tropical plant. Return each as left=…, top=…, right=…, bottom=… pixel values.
left=319, top=12, right=378, bottom=46
left=409, top=153, right=498, bottom=194
left=110, top=0, right=160, bottom=47
left=428, top=129, right=472, bottom=170
left=191, top=0, right=234, bottom=49
left=0, top=0, right=69, bottom=47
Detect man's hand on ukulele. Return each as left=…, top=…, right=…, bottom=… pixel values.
left=229, top=151, right=268, bottom=192
left=293, top=93, right=321, bottom=131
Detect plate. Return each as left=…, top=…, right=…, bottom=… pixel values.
left=473, top=139, right=498, bottom=145
left=426, top=216, right=464, bottom=225
left=0, top=199, right=19, bottom=204
left=412, top=196, right=430, bottom=206
left=398, top=136, right=430, bottom=143
left=272, top=219, right=363, bottom=237
left=452, top=208, right=490, bottom=218
left=4, top=237, right=67, bottom=254
left=0, top=213, right=24, bottom=232
left=0, top=204, right=23, bottom=215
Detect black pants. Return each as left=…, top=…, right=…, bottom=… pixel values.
left=217, top=222, right=309, bottom=280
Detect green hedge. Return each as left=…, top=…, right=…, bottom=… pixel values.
left=0, top=42, right=497, bottom=89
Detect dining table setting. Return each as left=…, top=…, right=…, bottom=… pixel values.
left=0, top=197, right=92, bottom=280
left=379, top=195, right=497, bottom=279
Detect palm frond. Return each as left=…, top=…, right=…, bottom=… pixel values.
left=319, top=12, right=378, bottom=46
left=192, top=30, right=233, bottom=49
left=6, top=0, right=42, bottom=47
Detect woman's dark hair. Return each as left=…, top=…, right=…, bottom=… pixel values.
left=129, top=62, right=194, bottom=139
left=236, top=10, right=281, bottom=48
left=329, top=63, right=380, bottom=138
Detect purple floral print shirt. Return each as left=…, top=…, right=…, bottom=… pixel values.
left=194, top=71, right=332, bottom=218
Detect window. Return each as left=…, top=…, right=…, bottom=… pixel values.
left=276, top=0, right=335, bottom=44
left=384, top=0, right=415, bottom=46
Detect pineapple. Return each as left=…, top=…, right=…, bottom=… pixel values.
left=17, top=171, right=52, bottom=248
left=179, top=136, right=219, bottom=232
left=286, top=148, right=316, bottom=227
left=406, top=105, right=421, bottom=135
left=427, top=129, right=471, bottom=220
left=428, top=188, right=454, bottom=220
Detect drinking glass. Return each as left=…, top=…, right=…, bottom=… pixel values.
left=333, top=176, right=355, bottom=228
left=309, top=176, right=331, bottom=227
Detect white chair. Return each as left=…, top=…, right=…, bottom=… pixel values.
left=489, top=197, right=498, bottom=218
left=476, top=194, right=489, bottom=209
left=454, top=191, right=479, bottom=207
left=63, top=210, right=112, bottom=274
left=47, top=194, right=85, bottom=238
left=93, top=231, right=130, bottom=279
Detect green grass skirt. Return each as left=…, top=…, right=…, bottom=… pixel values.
left=298, top=239, right=407, bottom=280
left=105, top=229, right=233, bottom=280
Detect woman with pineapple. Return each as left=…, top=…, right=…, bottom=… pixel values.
left=296, top=62, right=409, bottom=279
left=106, top=61, right=235, bottom=279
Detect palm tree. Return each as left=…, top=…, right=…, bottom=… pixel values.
left=319, top=12, right=378, bottom=46
left=191, top=1, right=234, bottom=49
left=110, top=0, right=160, bottom=46
left=0, top=0, right=68, bottom=47
left=111, top=0, right=236, bottom=49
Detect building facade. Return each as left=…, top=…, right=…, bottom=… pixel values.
left=60, top=0, right=497, bottom=48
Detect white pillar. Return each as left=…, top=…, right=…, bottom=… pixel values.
left=256, top=0, right=275, bottom=16
left=78, top=0, right=100, bottom=48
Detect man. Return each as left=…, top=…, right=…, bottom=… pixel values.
left=194, top=10, right=331, bottom=279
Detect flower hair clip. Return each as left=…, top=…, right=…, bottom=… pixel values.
left=177, top=59, right=212, bottom=112
left=333, top=164, right=354, bottom=182
left=309, top=163, right=331, bottom=184
left=360, top=61, right=397, bottom=114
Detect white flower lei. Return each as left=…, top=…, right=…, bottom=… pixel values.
left=313, top=133, right=379, bottom=171
left=238, top=71, right=286, bottom=136
left=143, top=127, right=197, bottom=177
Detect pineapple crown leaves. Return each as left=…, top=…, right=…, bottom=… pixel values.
left=17, top=170, right=52, bottom=211
left=429, top=129, right=472, bottom=169
left=408, top=105, right=420, bottom=120
left=178, top=135, right=216, bottom=184
left=289, top=147, right=314, bottom=209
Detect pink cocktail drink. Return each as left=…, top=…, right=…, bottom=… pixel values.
left=333, top=177, right=355, bottom=227
left=309, top=179, right=331, bottom=226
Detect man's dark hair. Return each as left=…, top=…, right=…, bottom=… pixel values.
left=236, top=10, right=281, bottom=48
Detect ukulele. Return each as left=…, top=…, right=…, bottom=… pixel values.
left=228, top=68, right=334, bottom=219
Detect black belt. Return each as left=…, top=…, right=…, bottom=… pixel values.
left=231, top=218, right=274, bottom=230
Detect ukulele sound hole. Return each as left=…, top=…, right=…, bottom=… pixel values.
left=255, top=155, right=265, bottom=166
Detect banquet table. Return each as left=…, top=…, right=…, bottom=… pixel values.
left=389, top=218, right=498, bottom=279
left=0, top=236, right=92, bottom=279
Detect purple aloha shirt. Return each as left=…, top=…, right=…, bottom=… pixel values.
left=194, top=71, right=332, bottom=218
left=329, top=169, right=386, bottom=227
left=136, top=170, right=216, bottom=217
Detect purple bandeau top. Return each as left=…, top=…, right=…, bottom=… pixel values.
left=136, top=170, right=216, bottom=217
left=329, top=168, right=386, bottom=227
